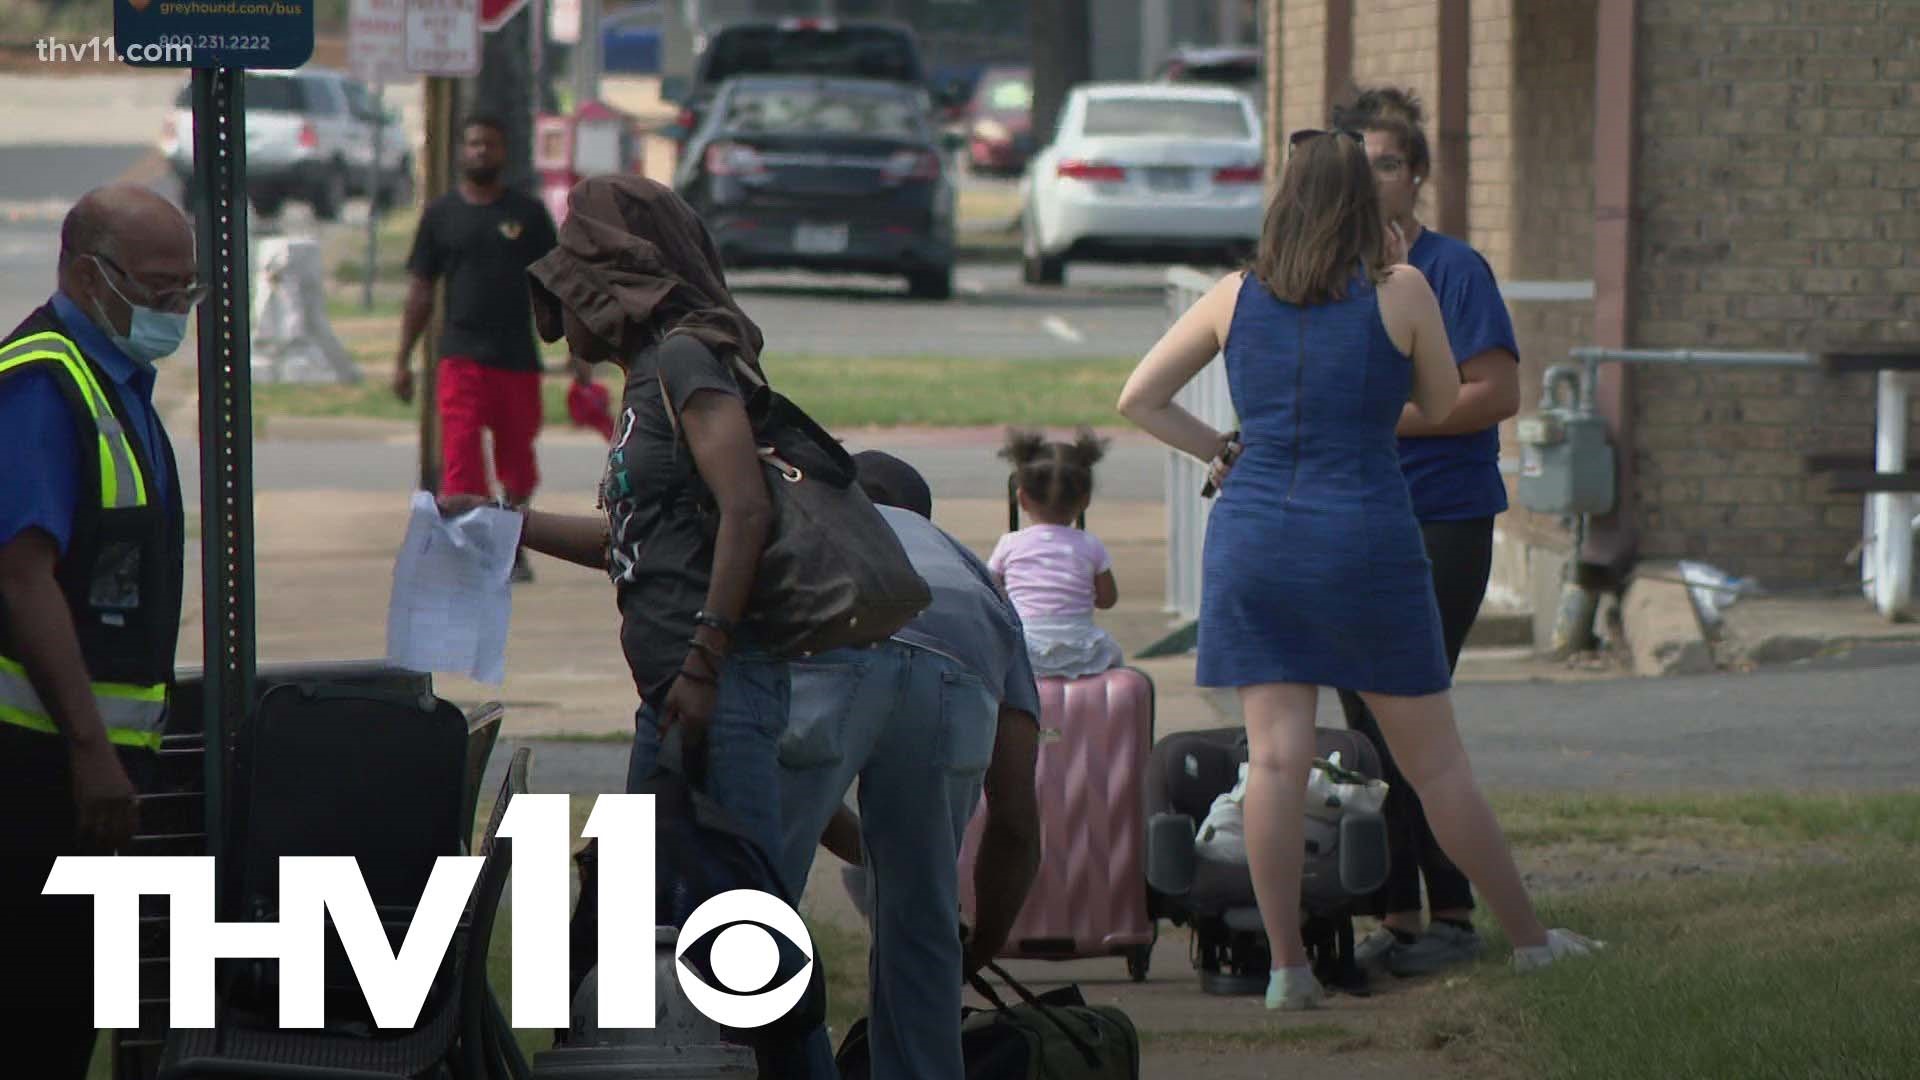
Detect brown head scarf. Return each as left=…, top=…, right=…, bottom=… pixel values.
left=526, top=174, right=765, bottom=375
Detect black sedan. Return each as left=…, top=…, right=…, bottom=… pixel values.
left=675, top=76, right=959, bottom=300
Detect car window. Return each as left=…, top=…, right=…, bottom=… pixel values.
left=982, top=76, right=1030, bottom=112
left=722, top=84, right=925, bottom=138
left=1081, top=98, right=1250, bottom=139
left=300, top=78, right=342, bottom=115
left=342, top=80, right=377, bottom=120
left=243, top=75, right=305, bottom=113
left=703, top=26, right=922, bottom=86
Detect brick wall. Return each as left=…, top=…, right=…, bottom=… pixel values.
left=1469, top=0, right=1516, bottom=278
left=1630, top=0, right=1920, bottom=584
left=1500, top=0, right=1598, bottom=550
left=1279, top=0, right=1327, bottom=144
left=1350, top=0, right=1445, bottom=210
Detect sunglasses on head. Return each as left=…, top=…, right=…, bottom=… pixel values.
left=1288, top=128, right=1366, bottom=147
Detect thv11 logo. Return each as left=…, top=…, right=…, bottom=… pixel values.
left=43, top=794, right=812, bottom=1031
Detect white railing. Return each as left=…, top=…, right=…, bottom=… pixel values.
left=1163, top=267, right=1239, bottom=622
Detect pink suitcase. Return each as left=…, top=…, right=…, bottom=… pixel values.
left=957, top=665, right=1158, bottom=981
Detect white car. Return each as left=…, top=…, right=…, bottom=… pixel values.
left=1021, top=83, right=1265, bottom=286
left=160, top=69, right=414, bottom=221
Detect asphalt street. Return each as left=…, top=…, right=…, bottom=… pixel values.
left=487, top=642, right=1920, bottom=799
left=0, top=139, right=1174, bottom=360
left=169, top=432, right=1170, bottom=501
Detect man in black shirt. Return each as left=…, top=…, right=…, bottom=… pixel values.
left=393, top=114, right=558, bottom=581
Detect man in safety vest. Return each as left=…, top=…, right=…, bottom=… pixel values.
left=0, top=184, right=196, bottom=1075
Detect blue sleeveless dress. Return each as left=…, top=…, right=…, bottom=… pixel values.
left=1196, top=273, right=1451, bottom=696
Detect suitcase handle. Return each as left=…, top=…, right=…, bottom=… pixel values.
left=967, top=960, right=1105, bottom=1068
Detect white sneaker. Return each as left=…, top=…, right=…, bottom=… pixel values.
left=1353, top=927, right=1403, bottom=974
left=1265, top=965, right=1326, bottom=1011
left=1510, top=928, right=1605, bottom=973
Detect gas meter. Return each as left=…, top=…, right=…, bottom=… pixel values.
left=1516, top=366, right=1616, bottom=516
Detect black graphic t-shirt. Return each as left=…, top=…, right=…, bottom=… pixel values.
left=406, top=189, right=558, bottom=371
left=600, top=334, right=746, bottom=704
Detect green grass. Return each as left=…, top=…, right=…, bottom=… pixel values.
left=1488, top=791, right=1920, bottom=850
left=250, top=354, right=1138, bottom=430
left=1444, top=849, right=1920, bottom=1080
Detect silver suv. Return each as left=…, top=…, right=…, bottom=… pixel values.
left=160, top=68, right=414, bottom=220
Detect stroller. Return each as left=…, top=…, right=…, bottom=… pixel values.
left=1144, top=726, right=1391, bottom=995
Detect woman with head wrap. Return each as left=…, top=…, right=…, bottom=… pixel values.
left=435, top=174, right=793, bottom=866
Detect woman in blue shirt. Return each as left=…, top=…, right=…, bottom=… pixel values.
left=1331, top=87, right=1524, bottom=978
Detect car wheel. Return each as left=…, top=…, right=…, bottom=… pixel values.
left=1021, top=207, right=1065, bottom=287
left=906, top=264, right=954, bottom=301
left=311, top=163, right=348, bottom=222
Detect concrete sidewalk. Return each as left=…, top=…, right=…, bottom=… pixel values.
left=183, top=490, right=1617, bottom=739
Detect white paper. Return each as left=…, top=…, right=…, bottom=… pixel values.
left=386, top=491, right=523, bottom=684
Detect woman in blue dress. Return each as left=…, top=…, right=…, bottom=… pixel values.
left=1118, top=129, right=1599, bottom=1009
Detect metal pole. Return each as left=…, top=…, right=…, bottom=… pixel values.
left=574, top=0, right=602, bottom=105
left=419, top=75, right=456, bottom=493
left=1874, top=371, right=1913, bottom=618
left=362, top=80, right=385, bottom=312
left=190, top=67, right=258, bottom=920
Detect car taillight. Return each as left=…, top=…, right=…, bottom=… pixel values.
left=1057, top=160, right=1126, bottom=183
left=1214, top=165, right=1264, bottom=184
left=882, top=149, right=941, bottom=183
left=778, top=16, right=834, bottom=30
left=705, top=142, right=767, bottom=177
left=298, top=123, right=318, bottom=150
left=675, top=107, right=697, bottom=135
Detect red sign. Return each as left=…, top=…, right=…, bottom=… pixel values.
left=480, top=0, right=531, bottom=31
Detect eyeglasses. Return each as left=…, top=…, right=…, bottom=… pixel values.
left=1288, top=128, right=1366, bottom=148
left=90, top=253, right=208, bottom=314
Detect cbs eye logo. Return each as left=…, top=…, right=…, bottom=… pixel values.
left=674, top=889, right=815, bottom=1028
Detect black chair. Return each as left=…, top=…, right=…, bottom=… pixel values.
left=157, top=694, right=525, bottom=1080
left=461, top=704, right=507, bottom=852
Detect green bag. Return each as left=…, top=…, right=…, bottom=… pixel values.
left=836, top=960, right=1140, bottom=1080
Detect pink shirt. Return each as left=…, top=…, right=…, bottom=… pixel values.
left=987, top=525, right=1112, bottom=619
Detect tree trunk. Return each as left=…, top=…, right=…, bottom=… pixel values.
left=1030, top=0, right=1092, bottom=149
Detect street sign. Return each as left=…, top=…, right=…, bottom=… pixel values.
left=406, top=0, right=481, bottom=76
left=549, top=0, right=581, bottom=45
left=114, top=0, right=315, bottom=69
left=350, top=0, right=409, bottom=85
left=481, top=0, right=533, bottom=32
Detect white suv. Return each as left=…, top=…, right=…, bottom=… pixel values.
left=160, top=68, right=414, bottom=220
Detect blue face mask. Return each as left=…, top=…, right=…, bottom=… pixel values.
left=91, top=257, right=190, bottom=364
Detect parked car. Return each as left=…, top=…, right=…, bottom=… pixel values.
left=662, top=18, right=956, bottom=148
left=675, top=76, right=958, bottom=300
left=160, top=68, right=414, bottom=220
left=1021, top=84, right=1264, bottom=286
left=965, top=65, right=1034, bottom=177
left=1155, top=45, right=1263, bottom=96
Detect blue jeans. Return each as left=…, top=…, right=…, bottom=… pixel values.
left=623, top=652, right=790, bottom=870
left=775, top=640, right=1000, bottom=1080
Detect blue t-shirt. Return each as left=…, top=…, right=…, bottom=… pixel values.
left=0, top=294, right=175, bottom=556
left=878, top=505, right=1043, bottom=722
left=1398, top=229, right=1520, bottom=522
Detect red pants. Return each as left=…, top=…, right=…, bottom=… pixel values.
left=437, top=356, right=542, bottom=500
